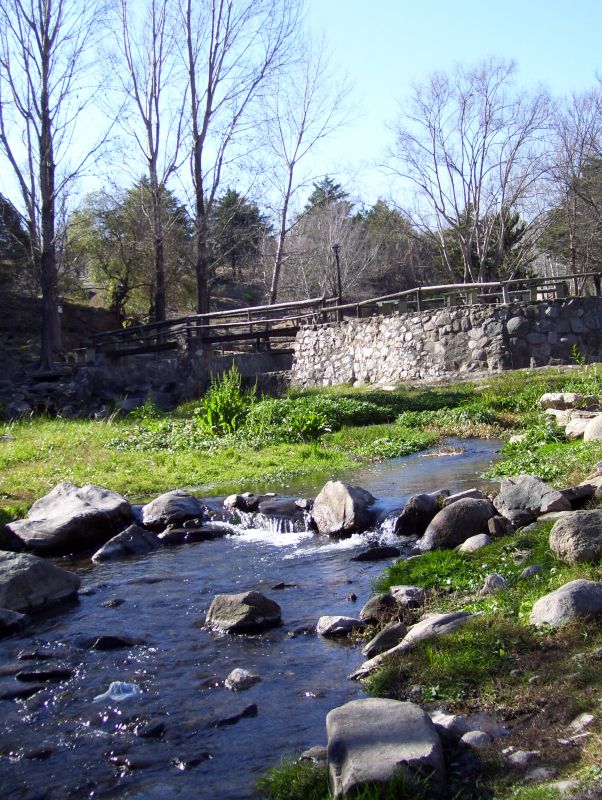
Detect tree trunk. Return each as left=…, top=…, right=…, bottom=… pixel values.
left=38, top=42, right=60, bottom=372
left=269, top=168, right=293, bottom=304
left=195, top=210, right=210, bottom=314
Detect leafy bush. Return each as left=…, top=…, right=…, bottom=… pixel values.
left=396, top=402, right=499, bottom=428
left=195, top=365, right=256, bottom=435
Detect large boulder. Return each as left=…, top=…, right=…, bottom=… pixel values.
left=0, top=551, right=81, bottom=613
left=416, top=498, right=496, bottom=551
left=0, top=525, right=24, bottom=552
left=311, top=481, right=375, bottom=536
left=529, top=580, right=602, bottom=627
left=549, top=510, right=602, bottom=565
left=0, top=607, right=30, bottom=637
left=205, top=591, right=281, bottom=634
left=493, top=475, right=571, bottom=525
left=326, top=699, right=445, bottom=799
left=92, top=525, right=160, bottom=563
left=359, top=592, right=399, bottom=624
left=141, top=490, right=206, bottom=529
left=6, top=483, right=133, bottom=553
left=393, top=492, right=443, bottom=537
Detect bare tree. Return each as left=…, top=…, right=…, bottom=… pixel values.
left=390, top=59, right=550, bottom=283
left=285, top=197, right=379, bottom=300
left=262, top=38, right=349, bottom=304
left=548, top=86, right=602, bottom=272
left=0, top=0, right=106, bottom=370
left=113, top=0, right=186, bottom=321
left=181, top=0, right=299, bottom=314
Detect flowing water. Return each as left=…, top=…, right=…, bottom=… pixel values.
left=0, top=439, right=500, bottom=800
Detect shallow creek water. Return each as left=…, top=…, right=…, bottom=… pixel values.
left=0, top=438, right=500, bottom=800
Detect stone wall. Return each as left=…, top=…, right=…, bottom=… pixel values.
left=291, top=298, right=602, bottom=388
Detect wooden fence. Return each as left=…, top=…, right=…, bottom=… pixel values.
left=88, top=271, right=602, bottom=359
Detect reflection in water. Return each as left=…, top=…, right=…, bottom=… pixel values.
left=0, top=439, right=500, bottom=799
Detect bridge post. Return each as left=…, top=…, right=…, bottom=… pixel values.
left=594, top=274, right=601, bottom=296
left=501, top=284, right=510, bottom=304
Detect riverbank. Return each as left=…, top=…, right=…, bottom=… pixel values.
left=2, top=365, right=602, bottom=799
left=2, top=365, right=601, bottom=524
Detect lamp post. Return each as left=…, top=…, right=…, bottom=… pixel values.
left=332, top=242, right=342, bottom=321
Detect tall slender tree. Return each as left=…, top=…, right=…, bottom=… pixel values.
left=262, top=41, right=349, bottom=304
left=181, top=0, right=299, bottom=314
left=113, top=0, right=186, bottom=321
left=0, top=0, right=106, bottom=370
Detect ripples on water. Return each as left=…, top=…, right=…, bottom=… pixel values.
left=0, top=439, right=500, bottom=799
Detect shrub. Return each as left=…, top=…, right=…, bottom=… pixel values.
left=195, top=365, right=256, bottom=435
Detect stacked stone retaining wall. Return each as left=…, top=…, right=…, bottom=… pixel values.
left=291, top=298, right=602, bottom=388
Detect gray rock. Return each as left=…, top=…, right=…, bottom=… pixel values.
left=91, top=525, right=160, bottom=563
left=224, top=668, right=261, bottom=691
left=488, top=515, right=515, bottom=537
left=316, top=615, right=364, bottom=637
left=583, top=414, right=602, bottom=442
left=520, top=565, right=543, bottom=579
left=507, top=749, right=541, bottom=769
left=0, top=551, right=81, bottom=613
left=311, top=481, right=375, bottom=535
left=142, top=490, right=205, bottom=529
left=549, top=509, right=602, bottom=564
left=529, top=579, right=602, bottom=627
left=460, top=730, right=491, bottom=748
left=0, top=525, right=24, bottom=552
left=362, top=621, right=408, bottom=658
left=565, top=418, right=590, bottom=439
left=457, top=534, right=491, bottom=553
left=539, top=392, right=597, bottom=410
left=359, top=592, right=399, bottom=624
left=389, top=585, right=425, bottom=608
left=393, top=492, right=442, bottom=537
left=352, top=545, right=401, bottom=561
left=6, top=482, right=133, bottom=553
left=299, top=746, right=328, bottom=765
left=326, top=699, right=445, bottom=799
left=443, top=488, right=485, bottom=506
left=493, top=475, right=571, bottom=525
left=417, top=498, right=497, bottom=551
left=351, top=611, right=473, bottom=679
left=0, top=606, right=30, bottom=637
left=479, top=573, right=508, bottom=595
left=429, top=710, right=472, bottom=738
left=205, top=591, right=281, bottom=633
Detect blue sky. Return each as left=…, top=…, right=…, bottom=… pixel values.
left=305, top=0, right=602, bottom=204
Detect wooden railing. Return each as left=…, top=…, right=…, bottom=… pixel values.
left=87, top=271, right=602, bottom=359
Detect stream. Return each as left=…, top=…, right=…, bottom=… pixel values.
left=0, top=438, right=500, bottom=800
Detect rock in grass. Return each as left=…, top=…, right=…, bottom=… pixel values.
left=549, top=510, right=602, bottom=564
left=416, top=498, right=496, bottom=551
left=141, top=490, right=206, bottom=529
left=359, top=593, right=399, bottom=624
left=326, top=699, right=445, bottom=800
left=6, top=482, right=133, bottom=553
left=583, top=414, right=602, bottom=442
left=457, top=534, right=491, bottom=553
left=529, top=579, right=602, bottom=627
left=362, top=621, right=407, bottom=658
left=0, top=551, right=80, bottom=613
left=478, top=573, right=508, bottom=595
left=389, top=585, right=425, bottom=608
left=311, top=481, right=375, bottom=536
left=493, top=475, right=571, bottom=526
left=205, top=591, right=281, bottom=634
left=92, top=525, right=160, bottom=562
left=350, top=611, right=473, bottom=679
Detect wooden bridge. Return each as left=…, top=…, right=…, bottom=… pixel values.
left=88, top=270, right=602, bottom=360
